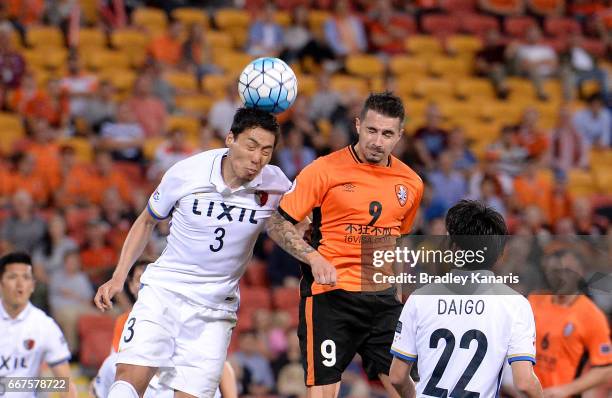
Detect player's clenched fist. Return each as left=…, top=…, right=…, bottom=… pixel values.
left=94, top=277, right=125, bottom=312
left=310, top=256, right=336, bottom=286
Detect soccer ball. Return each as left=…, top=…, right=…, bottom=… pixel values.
left=238, top=57, right=298, bottom=114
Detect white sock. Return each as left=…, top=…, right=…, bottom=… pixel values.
left=108, top=380, right=139, bottom=398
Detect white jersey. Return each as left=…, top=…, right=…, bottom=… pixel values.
left=0, top=301, right=71, bottom=398
left=142, top=148, right=291, bottom=311
left=391, top=272, right=536, bottom=398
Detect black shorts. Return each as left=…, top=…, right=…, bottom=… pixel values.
left=297, top=288, right=402, bottom=386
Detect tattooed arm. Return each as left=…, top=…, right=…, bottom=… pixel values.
left=267, top=211, right=337, bottom=285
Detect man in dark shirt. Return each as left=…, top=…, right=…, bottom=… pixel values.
left=475, top=29, right=510, bottom=99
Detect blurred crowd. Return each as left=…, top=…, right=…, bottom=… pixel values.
left=0, top=0, right=612, bottom=396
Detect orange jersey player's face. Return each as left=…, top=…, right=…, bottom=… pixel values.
left=354, top=109, right=403, bottom=165
left=225, top=127, right=276, bottom=183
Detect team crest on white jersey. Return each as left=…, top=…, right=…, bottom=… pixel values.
left=23, top=339, right=35, bottom=350
left=395, top=184, right=408, bottom=207
left=255, top=190, right=269, bottom=206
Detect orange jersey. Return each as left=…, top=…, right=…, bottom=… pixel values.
left=279, top=145, right=423, bottom=295
left=112, top=312, right=129, bottom=352
left=529, top=295, right=612, bottom=388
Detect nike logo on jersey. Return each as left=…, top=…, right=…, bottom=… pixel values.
left=192, top=199, right=258, bottom=224
left=0, top=355, right=27, bottom=370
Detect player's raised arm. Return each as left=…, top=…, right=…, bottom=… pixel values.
left=511, top=361, right=543, bottom=398
left=94, top=209, right=159, bottom=312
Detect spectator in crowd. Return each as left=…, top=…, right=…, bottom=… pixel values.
left=486, top=125, right=529, bottom=177
left=0, top=22, right=25, bottom=102
left=126, top=75, right=167, bottom=137
left=81, top=80, right=117, bottom=133
left=8, top=72, right=46, bottom=118
left=182, top=24, right=220, bottom=81
left=512, top=159, right=552, bottom=215
left=367, top=0, right=414, bottom=56
left=572, top=93, right=611, bottom=148
left=208, top=82, right=240, bottom=137
left=475, top=29, right=511, bottom=99
left=560, top=34, right=609, bottom=101
left=479, top=0, right=524, bottom=19
left=79, top=218, right=116, bottom=287
left=148, top=18, right=183, bottom=68
left=413, top=102, right=449, bottom=170
left=87, top=150, right=132, bottom=205
left=53, top=145, right=92, bottom=207
left=427, top=151, right=468, bottom=212
left=247, top=3, right=284, bottom=57
left=99, top=102, right=145, bottom=163
left=548, top=175, right=573, bottom=227
left=479, top=176, right=507, bottom=218
left=100, top=188, right=135, bottom=252
left=514, top=107, right=549, bottom=160
left=508, top=26, right=559, bottom=101
left=21, top=117, right=61, bottom=182
left=277, top=122, right=317, bottom=181
left=526, top=0, right=564, bottom=19
left=446, top=127, right=477, bottom=173
left=32, top=212, right=78, bottom=284
left=280, top=5, right=334, bottom=69
left=143, top=61, right=176, bottom=112
left=41, top=78, right=70, bottom=128
left=572, top=197, right=607, bottom=235
left=231, top=330, right=275, bottom=395
left=548, top=105, right=588, bottom=176
left=6, top=0, right=45, bottom=26
left=275, top=332, right=306, bottom=397
left=0, top=190, right=46, bottom=254
left=49, top=250, right=96, bottom=355
left=148, top=128, right=197, bottom=181
left=8, top=151, right=50, bottom=205
left=324, top=0, right=368, bottom=58
left=60, top=55, right=99, bottom=118
left=309, top=72, right=342, bottom=122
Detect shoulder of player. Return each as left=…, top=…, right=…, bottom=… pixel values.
left=391, top=157, right=423, bottom=187
left=28, top=304, right=61, bottom=329
left=575, top=295, right=607, bottom=320
left=260, top=164, right=292, bottom=191
left=166, top=148, right=227, bottom=178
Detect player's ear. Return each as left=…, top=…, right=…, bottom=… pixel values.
left=355, top=117, right=361, bottom=132
left=225, top=132, right=235, bottom=147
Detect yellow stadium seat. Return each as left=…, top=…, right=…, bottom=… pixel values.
left=216, top=8, right=250, bottom=30
left=389, top=56, right=428, bottom=77
left=329, top=75, right=368, bottom=96
left=479, top=101, right=524, bottom=124
left=404, top=99, right=429, bottom=120
left=9, top=30, right=21, bottom=49
left=308, top=10, right=330, bottom=36
left=166, top=115, right=200, bottom=138
left=446, top=35, right=483, bottom=55
left=201, top=74, right=232, bottom=98
left=176, top=95, right=214, bottom=115
left=227, top=27, right=248, bottom=48
left=396, top=77, right=419, bottom=98
left=80, top=0, right=98, bottom=24
left=214, top=52, right=253, bottom=75
left=26, top=26, right=64, bottom=48
left=85, top=50, right=131, bottom=71
left=0, top=113, right=25, bottom=153
left=111, top=29, right=150, bottom=50
left=133, top=7, right=168, bottom=31
left=59, top=137, right=93, bottom=163
left=429, top=56, right=472, bottom=77
left=77, top=28, right=106, bottom=49
left=144, top=137, right=165, bottom=160
left=413, top=78, right=454, bottom=100
left=345, top=55, right=385, bottom=78
left=274, top=11, right=291, bottom=27
left=41, top=47, right=69, bottom=71
left=439, top=101, right=480, bottom=120
left=295, top=74, right=316, bottom=97
left=207, top=31, right=234, bottom=50
left=171, top=7, right=209, bottom=28
left=454, top=78, right=496, bottom=100
left=20, top=49, right=46, bottom=69
left=98, top=68, right=136, bottom=92
left=405, top=35, right=443, bottom=55
left=164, top=71, right=198, bottom=92
left=590, top=150, right=612, bottom=170
left=507, top=77, right=536, bottom=99
left=567, top=169, right=597, bottom=196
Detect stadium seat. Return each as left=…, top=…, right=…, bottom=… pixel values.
left=98, top=68, right=137, bottom=92
left=459, top=13, right=498, bottom=36
left=216, top=8, right=250, bottom=30
left=544, top=17, right=581, bottom=38
left=226, top=26, right=249, bottom=48
left=274, top=11, right=291, bottom=27
left=581, top=38, right=606, bottom=58
left=345, top=54, right=385, bottom=78
left=0, top=112, right=24, bottom=135
left=396, top=77, right=419, bottom=98
left=590, top=150, right=612, bottom=170
left=201, top=74, right=232, bottom=98
left=405, top=35, right=443, bottom=55
left=59, top=137, right=93, bottom=163
left=294, top=74, right=316, bottom=96
left=77, top=315, right=115, bottom=369
left=507, top=77, right=536, bottom=99
left=244, top=260, right=269, bottom=287
left=214, top=51, right=253, bottom=75
left=166, top=115, right=200, bottom=138
left=175, top=94, right=215, bottom=115
left=76, top=28, right=107, bottom=49
left=272, top=286, right=300, bottom=311
left=84, top=50, right=131, bottom=71
left=422, top=14, right=461, bottom=36
left=446, top=34, right=483, bottom=56
left=164, top=71, right=198, bottom=92
left=429, top=56, right=472, bottom=77
left=240, top=287, right=272, bottom=310
left=307, top=10, right=330, bottom=36
left=389, top=55, right=429, bottom=77
left=329, top=75, right=369, bottom=96
left=143, top=137, right=164, bottom=160
left=439, top=0, right=477, bottom=13
left=567, top=169, right=597, bottom=197
left=110, top=28, right=150, bottom=50
left=413, top=78, right=454, bottom=100
left=504, top=16, right=537, bottom=39
left=454, top=78, right=495, bottom=100
left=80, top=0, right=99, bottom=25
left=479, top=101, right=524, bottom=124
left=594, top=168, right=612, bottom=194
left=439, top=100, right=480, bottom=120
left=132, top=7, right=168, bottom=32
left=171, top=7, right=209, bottom=28
left=206, top=31, right=234, bottom=50
left=26, top=26, right=64, bottom=48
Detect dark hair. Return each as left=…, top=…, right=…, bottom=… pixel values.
left=124, top=260, right=149, bottom=304
left=230, top=107, right=280, bottom=146
left=0, top=252, right=33, bottom=277
left=360, top=91, right=405, bottom=123
left=586, top=92, right=603, bottom=104
left=445, top=200, right=508, bottom=269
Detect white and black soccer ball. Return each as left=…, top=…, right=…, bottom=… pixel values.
left=238, top=57, right=298, bottom=114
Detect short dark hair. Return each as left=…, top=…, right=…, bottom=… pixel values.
left=124, top=260, right=149, bottom=304
left=360, top=92, right=405, bottom=123
left=445, top=200, right=508, bottom=269
left=230, top=107, right=280, bottom=146
left=586, top=92, right=603, bottom=104
left=0, top=252, right=33, bottom=278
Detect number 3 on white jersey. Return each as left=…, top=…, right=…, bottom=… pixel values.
left=321, top=340, right=336, bottom=367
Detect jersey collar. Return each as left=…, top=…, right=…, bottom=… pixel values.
left=0, top=299, right=32, bottom=321
left=210, top=150, right=263, bottom=195
left=348, top=144, right=392, bottom=167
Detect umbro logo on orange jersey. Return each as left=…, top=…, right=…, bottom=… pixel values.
left=396, top=184, right=408, bottom=207
left=343, top=183, right=356, bottom=192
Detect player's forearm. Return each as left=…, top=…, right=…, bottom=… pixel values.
left=113, top=211, right=157, bottom=280
left=392, top=377, right=416, bottom=398
left=266, top=211, right=316, bottom=264
left=515, top=374, right=543, bottom=398
left=561, top=366, right=612, bottom=396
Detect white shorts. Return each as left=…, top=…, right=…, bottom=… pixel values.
left=116, top=284, right=236, bottom=398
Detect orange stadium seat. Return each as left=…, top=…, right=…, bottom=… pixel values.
left=244, top=260, right=269, bottom=287
left=440, top=0, right=477, bottom=13
left=594, top=168, right=612, bottom=194
left=507, top=77, right=536, bottom=99
left=0, top=113, right=24, bottom=154
left=504, top=16, right=537, bottom=39
left=422, top=14, right=461, bottom=36
left=240, top=287, right=272, bottom=310
left=396, top=77, right=419, bottom=98
left=132, top=7, right=168, bottom=32
left=405, top=35, right=443, bottom=55
left=26, top=26, right=64, bottom=48
left=544, top=17, right=581, bottom=38
left=389, top=55, right=429, bottom=77
left=77, top=315, right=114, bottom=369
left=439, top=100, right=481, bottom=120
left=459, top=13, right=499, bottom=36
left=272, top=286, right=300, bottom=311
left=171, top=7, right=209, bottom=28
left=345, top=54, right=385, bottom=78
left=216, top=8, right=250, bottom=30
left=479, top=101, right=525, bottom=124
